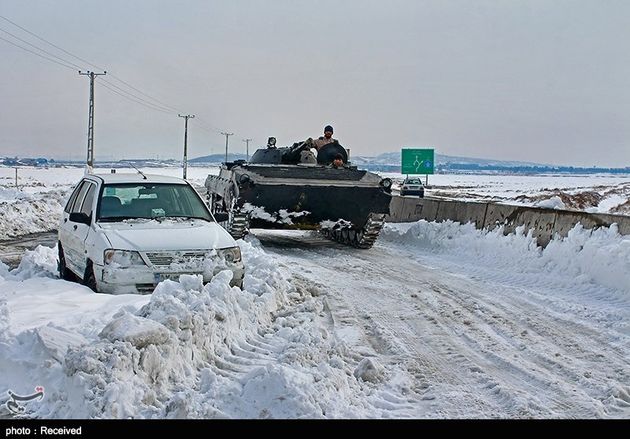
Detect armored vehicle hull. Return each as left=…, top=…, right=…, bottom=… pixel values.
left=205, top=141, right=392, bottom=248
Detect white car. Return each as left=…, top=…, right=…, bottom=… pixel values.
left=58, top=173, right=245, bottom=294
left=400, top=177, right=425, bottom=197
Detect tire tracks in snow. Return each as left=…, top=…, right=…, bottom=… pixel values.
left=260, top=232, right=630, bottom=418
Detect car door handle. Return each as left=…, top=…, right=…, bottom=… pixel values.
left=73, top=225, right=78, bottom=231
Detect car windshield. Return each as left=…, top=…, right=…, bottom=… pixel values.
left=97, top=183, right=213, bottom=222
left=405, top=179, right=422, bottom=184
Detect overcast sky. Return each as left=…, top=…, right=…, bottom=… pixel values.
left=1, top=0, right=629, bottom=166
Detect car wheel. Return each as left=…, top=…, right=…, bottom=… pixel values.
left=58, top=244, right=75, bottom=281
left=83, top=261, right=98, bottom=293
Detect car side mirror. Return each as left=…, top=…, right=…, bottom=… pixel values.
left=69, top=212, right=91, bottom=225
left=214, top=212, right=229, bottom=222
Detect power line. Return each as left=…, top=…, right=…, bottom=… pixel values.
left=98, top=81, right=173, bottom=115
left=0, top=15, right=254, bottom=147
left=195, top=116, right=223, bottom=135
left=0, top=34, right=77, bottom=71
left=0, top=26, right=84, bottom=70
left=195, top=124, right=221, bottom=136
left=0, top=15, right=180, bottom=115
left=100, top=78, right=174, bottom=113
left=106, top=73, right=181, bottom=113
left=0, top=14, right=106, bottom=71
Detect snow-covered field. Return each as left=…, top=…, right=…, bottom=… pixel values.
left=1, top=167, right=628, bottom=240
left=0, top=166, right=629, bottom=418
left=387, top=173, right=630, bottom=214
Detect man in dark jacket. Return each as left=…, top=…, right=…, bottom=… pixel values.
left=313, top=125, right=338, bottom=150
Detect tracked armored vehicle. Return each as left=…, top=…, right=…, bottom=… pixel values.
left=204, top=138, right=392, bottom=248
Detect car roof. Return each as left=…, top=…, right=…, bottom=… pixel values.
left=86, top=173, right=188, bottom=185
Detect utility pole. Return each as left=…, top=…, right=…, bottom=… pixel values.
left=79, top=71, right=106, bottom=169
left=178, top=114, right=195, bottom=179
left=221, top=132, right=234, bottom=163
left=242, top=138, right=253, bottom=161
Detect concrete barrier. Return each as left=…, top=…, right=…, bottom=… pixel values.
left=387, top=196, right=439, bottom=222
left=442, top=200, right=488, bottom=227
left=400, top=197, right=423, bottom=221
left=614, top=215, right=630, bottom=235
left=386, top=196, right=405, bottom=222
left=465, top=202, right=489, bottom=227
left=552, top=211, right=630, bottom=238
left=554, top=212, right=606, bottom=238
left=417, top=198, right=440, bottom=222
left=483, top=203, right=520, bottom=232
left=513, top=208, right=557, bottom=246
left=386, top=195, right=630, bottom=246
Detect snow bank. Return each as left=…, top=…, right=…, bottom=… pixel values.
left=0, top=189, right=69, bottom=238
left=534, top=195, right=566, bottom=209
left=586, top=194, right=629, bottom=214
left=0, top=245, right=59, bottom=281
left=381, top=220, right=630, bottom=295
left=0, top=260, right=10, bottom=280
left=1, top=239, right=406, bottom=419
left=11, top=245, right=59, bottom=280
left=0, top=295, right=9, bottom=342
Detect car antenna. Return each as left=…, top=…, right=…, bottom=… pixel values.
left=126, top=162, right=147, bottom=179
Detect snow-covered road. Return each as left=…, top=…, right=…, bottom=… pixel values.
left=256, top=225, right=630, bottom=418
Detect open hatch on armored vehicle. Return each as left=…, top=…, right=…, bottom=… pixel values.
left=205, top=137, right=393, bottom=248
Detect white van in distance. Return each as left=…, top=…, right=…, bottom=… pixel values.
left=58, top=173, right=244, bottom=294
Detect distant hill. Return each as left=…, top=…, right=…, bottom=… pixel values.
left=189, top=153, right=247, bottom=163
left=350, top=152, right=548, bottom=168
left=4, top=152, right=628, bottom=175
left=188, top=151, right=545, bottom=167
left=348, top=152, right=630, bottom=174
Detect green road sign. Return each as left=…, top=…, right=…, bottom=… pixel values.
left=401, top=148, right=434, bottom=174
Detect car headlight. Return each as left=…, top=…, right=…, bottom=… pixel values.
left=217, top=246, right=242, bottom=263
left=104, top=249, right=146, bottom=267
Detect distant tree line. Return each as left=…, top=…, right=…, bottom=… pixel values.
left=437, top=163, right=630, bottom=174
left=359, top=162, right=630, bottom=174
left=1, top=157, right=51, bottom=167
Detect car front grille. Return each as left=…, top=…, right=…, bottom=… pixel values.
left=135, top=283, right=156, bottom=294
left=145, top=251, right=208, bottom=267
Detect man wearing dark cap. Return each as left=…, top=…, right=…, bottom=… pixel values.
left=312, top=125, right=338, bottom=151
left=330, top=153, right=345, bottom=169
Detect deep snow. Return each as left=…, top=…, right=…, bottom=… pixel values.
left=0, top=240, right=420, bottom=418
left=1, top=220, right=629, bottom=418
left=255, top=222, right=630, bottom=418
left=1, top=166, right=629, bottom=418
